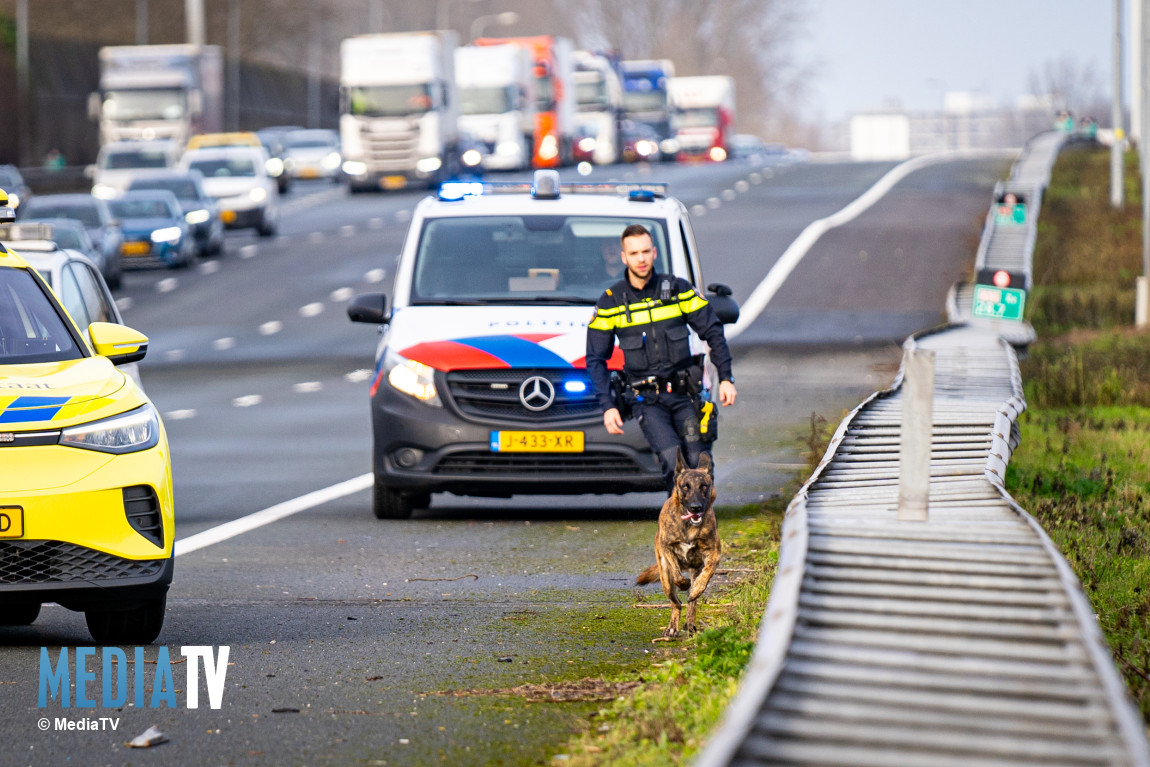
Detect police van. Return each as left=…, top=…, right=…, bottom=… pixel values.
left=347, top=170, right=738, bottom=518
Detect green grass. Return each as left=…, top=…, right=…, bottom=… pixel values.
left=1007, top=143, right=1150, bottom=723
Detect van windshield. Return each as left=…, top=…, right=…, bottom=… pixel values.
left=348, top=85, right=432, bottom=117
left=410, top=216, right=672, bottom=305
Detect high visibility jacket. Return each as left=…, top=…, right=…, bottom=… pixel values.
left=585, top=272, right=734, bottom=412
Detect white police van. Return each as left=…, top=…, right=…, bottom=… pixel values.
left=348, top=170, right=738, bottom=518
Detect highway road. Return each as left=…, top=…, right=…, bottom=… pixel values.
left=1, top=152, right=1010, bottom=766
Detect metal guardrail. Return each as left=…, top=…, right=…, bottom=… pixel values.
left=697, top=136, right=1150, bottom=767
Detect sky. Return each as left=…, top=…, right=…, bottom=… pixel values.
left=793, top=0, right=1115, bottom=123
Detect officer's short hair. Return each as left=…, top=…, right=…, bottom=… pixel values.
left=621, top=223, right=651, bottom=246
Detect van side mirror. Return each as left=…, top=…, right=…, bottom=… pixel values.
left=705, top=283, right=739, bottom=324
left=347, top=292, right=389, bottom=324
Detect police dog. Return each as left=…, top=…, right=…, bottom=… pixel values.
left=635, top=451, right=721, bottom=638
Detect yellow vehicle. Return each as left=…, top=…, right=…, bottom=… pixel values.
left=186, top=131, right=262, bottom=150
left=0, top=190, right=174, bottom=644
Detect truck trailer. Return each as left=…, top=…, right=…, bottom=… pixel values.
left=619, top=59, right=675, bottom=154
left=455, top=44, right=535, bottom=172
left=89, top=45, right=223, bottom=148
left=339, top=31, right=460, bottom=191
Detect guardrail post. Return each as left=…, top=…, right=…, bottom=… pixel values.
left=898, top=348, right=935, bottom=521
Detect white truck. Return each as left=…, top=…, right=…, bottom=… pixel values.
left=89, top=45, right=223, bottom=148
left=669, top=75, right=736, bottom=162
left=339, top=31, right=460, bottom=192
left=454, top=44, right=534, bottom=172
left=572, top=51, right=622, bottom=165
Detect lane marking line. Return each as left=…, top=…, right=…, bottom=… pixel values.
left=174, top=473, right=373, bottom=556
left=725, top=149, right=1011, bottom=340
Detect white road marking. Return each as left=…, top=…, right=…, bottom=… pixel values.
left=691, top=204, right=707, bottom=217
left=116, top=296, right=134, bottom=312
left=706, top=197, right=721, bottom=209
left=749, top=173, right=763, bottom=185
left=259, top=320, right=283, bottom=335
left=165, top=409, right=197, bottom=420
left=329, top=287, right=354, bottom=302
left=232, top=394, right=262, bottom=408
left=307, top=232, right=325, bottom=244
left=174, top=473, right=373, bottom=556
left=722, top=189, right=736, bottom=201
left=199, top=261, right=221, bottom=275
left=364, top=268, right=386, bottom=283
left=299, top=302, right=324, bottom=317
left=735, top=180, right=750, bottom=192
left=395, top=209, right=412, bottom=223
left=367, top=217, right=384, bottom=230
left=292, top=381, right=324, bottom=393
left=213, top=337, right=236, bottom=350
left=727, top=149, right=1011, bottom=340
left=345, top=369, right=372, bottom=383
left=340, top=225, right=356, bottom=237
left=157, top=278, right=178, bottom=293
left=165, top=349, right=185, bottom=362
left=239, top=244, right=258, bottom=259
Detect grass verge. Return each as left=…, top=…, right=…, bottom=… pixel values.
left=1006, top=143, right=1150, bottom=723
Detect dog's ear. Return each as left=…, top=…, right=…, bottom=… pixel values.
left=697, top=452, right=714, bottom=476
left=674, top=449, right=687, bottom=475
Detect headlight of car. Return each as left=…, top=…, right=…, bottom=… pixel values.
left=342, top=160, right=367, bottom=176
left=384, top=349, right=441, bottom=406
left=539, top=134, right=559, bottom=160
left=150, top=226, right=182, bottom=243
left=249, top=187, right=268, bottom=203
left=185, top=209, right=211, bottom=225
left=7, top=192, right=19, bottom=208
left=415, top=157, right=442, bottom=174
left=461, top=148, right=482, bottom=168
left=266, top=157, right=285, bottom=177
left=321, top=151, right=342, bottom=171
left=59, top=404, right=160, bottom=454
left=91, top=184, right=118, bottom=200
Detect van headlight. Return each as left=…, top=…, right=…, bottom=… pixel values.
left=150, top=226, right=182, bottom=243
left=342, top=160, right=367, bottom=176
left=415, top=157, right=442, bottom=174
left=385, top=349, right=441, bottom=406
left=461, top=148, right=483, bottom=167
left=60, top=404, right=160, bottom=454
left=321, top=152, right=342, bottom=171
left=249, top=187, right=267, bottom=202
left=266, top=157, right=285, bottom=177
left=185, top=209, right=210, bottom=225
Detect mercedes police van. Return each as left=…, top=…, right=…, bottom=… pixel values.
left=347, top=170, right=738, bottom=518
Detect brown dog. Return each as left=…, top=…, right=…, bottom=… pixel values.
left=635, top=451, right=722, bottom=638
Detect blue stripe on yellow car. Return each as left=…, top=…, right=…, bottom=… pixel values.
left=0, top=395, right=72, bottom=423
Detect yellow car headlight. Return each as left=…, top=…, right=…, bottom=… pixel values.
left=59, top=404, right=161, bottom=454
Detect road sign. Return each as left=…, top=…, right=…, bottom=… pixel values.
left=972, top=284, right=1026, bottom=321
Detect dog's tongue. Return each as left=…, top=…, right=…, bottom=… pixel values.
left=681, top=511, right=702, bottom=522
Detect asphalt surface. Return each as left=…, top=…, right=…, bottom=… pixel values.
left=1, top=152, right=1011, bottom=766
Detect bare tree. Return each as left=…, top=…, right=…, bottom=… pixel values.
left=1029, top=54, right=1106, bottom=117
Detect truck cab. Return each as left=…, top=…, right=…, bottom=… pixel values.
left=573, top=50, right=623, bottom=166
left=455, top=44, right=535, bottom=172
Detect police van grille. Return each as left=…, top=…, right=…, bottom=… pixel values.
left=0, top=540, right=165, bottom=584
left=446, top=369, right=600, bottom=423
left=433, top=451, right=643, bottom=475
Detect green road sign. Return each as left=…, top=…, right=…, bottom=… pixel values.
left=994, top=203, right=1026, bottom=225
left=972, top=284, right=1026, bottom=321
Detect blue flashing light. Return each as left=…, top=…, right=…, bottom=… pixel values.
left=438, top=181, right=485, bottom=201
left=564, top=380, right=588, bottom=394
left=628, top=189, right=656, bottom=202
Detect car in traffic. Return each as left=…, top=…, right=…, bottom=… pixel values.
left=620, top=120, right=663, bottom=163
left=0, top=221, right=143, bottom=386
left=0, top=165, right=32, bottom=211
left=5, top=217, right=102, bottom=269
left=255, top=127, right=300, bottom=194
left=128, top=170, right=225, bottom=257
left=89, top=139, right=183, bottom=199
left=281, top=128, right=343, bottom=182
left=0, top=198, right=174, bottom=644
left=107, top=190, right=196, bottom=269
left=17, top=193, right=124, bottom=289
left=181, top=145, right=279, bottom=237
left=346, top=170, right=739, bottom=519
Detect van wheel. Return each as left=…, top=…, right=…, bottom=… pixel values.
left=373, top=479, right=423, bottom=519
left=85, top=596, right=166, bottom=644
left=0, top=603, right=40, bottom=625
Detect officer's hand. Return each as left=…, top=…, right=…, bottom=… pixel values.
left=603, top=407, right=625, bottom=435
left=719, top=380, right=737, bottom=407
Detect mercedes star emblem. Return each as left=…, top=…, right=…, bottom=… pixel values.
left=518, top=376, right=556, bottom=411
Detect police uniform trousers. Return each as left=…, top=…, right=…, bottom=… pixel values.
left=635, top=391, right=709, bottom=492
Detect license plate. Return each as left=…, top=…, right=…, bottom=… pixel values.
left=121, top=241, right=151, bottom=256
left=0, top=507, right=23, bottom=538
left=221, top=210, right=237, bottom=224
left=300, top=168, right=320, bottom=179
left=490, top=431, right=584, bottom=453
left=382, top=175, right=407, bottom=190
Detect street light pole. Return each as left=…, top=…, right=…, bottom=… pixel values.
left=186, top=0, right=205, bottom=46
left=470, top=11, right=519, bottom=43
left=1141, top=0, right=1150, bottom=326
left=15, top=0, right=29, bottom=166
left=137, top=0, right=149, bottom=45
left=1112, top=0, right=1125, bottom=210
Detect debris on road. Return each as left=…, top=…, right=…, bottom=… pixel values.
left=126, top=726, right=168, bottom=748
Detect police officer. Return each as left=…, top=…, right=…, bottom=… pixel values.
left=585, top=224, right=737, bottom=492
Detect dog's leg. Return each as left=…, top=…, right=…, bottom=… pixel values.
left=684, top=553, right=721, bottom=635
left=656, top=550, right=683, bottom=638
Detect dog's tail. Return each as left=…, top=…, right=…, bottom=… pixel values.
left=635, top=564, right=659, bottom=585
